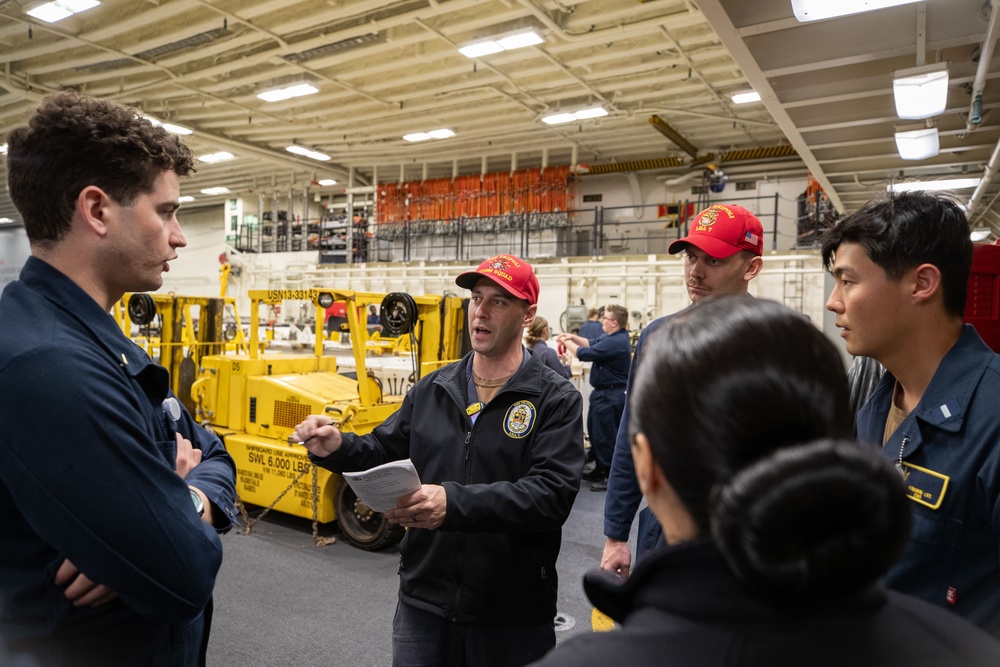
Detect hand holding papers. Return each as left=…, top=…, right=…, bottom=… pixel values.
left=341, top=459, right=422, bottom=513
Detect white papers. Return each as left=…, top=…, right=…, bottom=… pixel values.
left=340, top=459, right=422, bottom=512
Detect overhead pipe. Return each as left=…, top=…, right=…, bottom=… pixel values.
left=967, top=0, right=1000, bottom=132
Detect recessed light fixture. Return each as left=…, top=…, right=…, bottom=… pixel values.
left=791, top=0, right=923, bottom=22
left=198, top=151, right=235, bottom=163
left=286, top=145, right=330, bottom=161
left=541, top=107, right=608, bottom=125
left=459, top=28, right=543, bottom=58
left=317, top=179, right=338, bottom=186
left=200, top=187, right=230, bottom=195
left=178, top=196, right=195, bottom=203
left=403, top=129, right=455, bottom=142
left=142, top=115, right=192, bottom=136
left=26, top=0, right=100, bottom=23
left=257, top=82, right=319, bottom=103
left=893, top=62, right=949, bottom=120
left=888, top=178, right=980, bottom=193
left=894, top=126, right=939, bottom=160
left=731, top=91, right=761, bottom=104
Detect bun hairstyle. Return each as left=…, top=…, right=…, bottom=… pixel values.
left=711, top=439, right=910, bottom=602
left=631, top=296, right=909, bottom=600
left=525, top=316, right=549, bottom=346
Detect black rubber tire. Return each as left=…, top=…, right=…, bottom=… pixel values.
left=334, top=479, right=405, bottom=551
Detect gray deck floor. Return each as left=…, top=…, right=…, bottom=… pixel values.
left=207, top=482, right=635, bottom=666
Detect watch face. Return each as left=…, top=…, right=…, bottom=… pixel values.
left=190, top=489, right=205, bottom=516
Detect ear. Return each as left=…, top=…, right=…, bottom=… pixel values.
left=911, top=263, right=943, bottom=305
left=523, top=303, right=537, bottom=327
left=76, top=185, right=112, bottom=238
left=632, top=432, right=662, bottom=497
left=743, top=255, right=764, bottom=282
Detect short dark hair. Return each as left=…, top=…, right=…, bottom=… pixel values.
left=6, top=92, right=195, bottom=247
left=630, top=296, right=909, bottom=601
left=604, top=304, right=628, bottom=328
left=819, top=191, right=972, bottom=317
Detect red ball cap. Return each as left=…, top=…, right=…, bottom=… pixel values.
left=456, top=254, right=539, bottom=305
left=668, top=204, right=764, bottom=258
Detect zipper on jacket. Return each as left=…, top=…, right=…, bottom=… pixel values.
left=464, top=430, right=472, bottom=461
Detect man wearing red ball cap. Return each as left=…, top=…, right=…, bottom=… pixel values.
left=295, top=253, right=583, bottom=667
left=601, top=204, right=765, bottom=578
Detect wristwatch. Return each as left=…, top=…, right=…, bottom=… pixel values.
left=189, top=489, right=205, bottom=517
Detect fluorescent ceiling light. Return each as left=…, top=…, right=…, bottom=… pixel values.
left=542, top=107, right=608, bottom=125
left=459, top=41, right=504, bottom=58
left=731, top=91, right=761, bottom=104
left=142, top=115, right=192, bottom=135
left=894, top=127, right=939, bottom=160
left=317, top=179, right=337, bottom=186
left=257, top=82, right=319, bottom=103
left=198, top=151, right=235, bottom=163
left=888, top=178, right=980, bottom=193
left=971, top=228, right=992, bottom=242
left=0, top=217, right=14, bottom=223
left=200, top=187, right=230, bottom=195
left=459, top=29, right=543, bottom=58
left=27, top=0, right=100, bottom=23
left=791, top=0, right=922, bottom=22
left=893, top=62, right=949, bottom=120
left=403, top=129, right=455, bottom=142
left=0, top=143, right=7, bottom=154
left=178, top=196, right=195, bottom=203
left=497, top=29, right=544, bottom=50
left=286, top=145, right=331, bottom=161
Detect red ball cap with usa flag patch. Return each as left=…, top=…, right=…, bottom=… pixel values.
left=455, top=254, right=539, bottom=305
left=668, top=204, right=764, bottom=258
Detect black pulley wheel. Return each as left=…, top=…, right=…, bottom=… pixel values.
left=380, top=292, right=419, bottom=336
left=335, top=479, right=404, bottom=551
left=128, top=293, right=157, bottom=325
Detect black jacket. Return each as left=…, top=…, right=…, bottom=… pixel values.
left=314, top=350, right=584, bottom=626
left=529, top=540, right=1000, bottom=667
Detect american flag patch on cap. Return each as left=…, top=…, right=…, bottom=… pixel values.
left=744, top=231, right=760, bottom=245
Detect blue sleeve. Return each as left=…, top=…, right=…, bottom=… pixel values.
left=577, top=335, right=619, bottom=363
left=174, top=396, right=239, bottom=532
left=603, top=328, right=648, bottom=541
left=0, top=349, right=225, bottom=623
left=535, top=344, right=572, bottom=379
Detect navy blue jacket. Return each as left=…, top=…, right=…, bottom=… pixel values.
left=604, top=314, right=673, bottom=544
left=577, top=328, right=630, bottom=389
left=857, top=325, right=1000, bottom=635
left=578, top=320, right=603, bottom=344
left=529, top=340, right=571, bottom=379
left=0, top=257, right=237, bottom=664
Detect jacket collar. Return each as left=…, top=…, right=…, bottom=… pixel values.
left=20, top=256, right=156, bottom=379
left=584, top=539, right=887, bottom=625
left=863, top=324, right=992, bottom=435
left=435, top=347, right=544, bottom=395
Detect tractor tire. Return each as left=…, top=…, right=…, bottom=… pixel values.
left=335, top=479, right=405, bottom=551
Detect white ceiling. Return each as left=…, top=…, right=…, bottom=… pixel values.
left=0, top=0, right=997, bottom=235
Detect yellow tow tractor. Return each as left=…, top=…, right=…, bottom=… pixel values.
left=119, top=288, right=466, bottom=550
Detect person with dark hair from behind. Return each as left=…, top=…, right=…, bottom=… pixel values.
left=0, top=93, right=237, bottom=665
left=578, top=308, right=603, bottom=343
left=525, top=316, right=571, bottom=379
left=822, top=190, right=1000, bottom=635
left=528, top=296, right=1000, bottom=667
